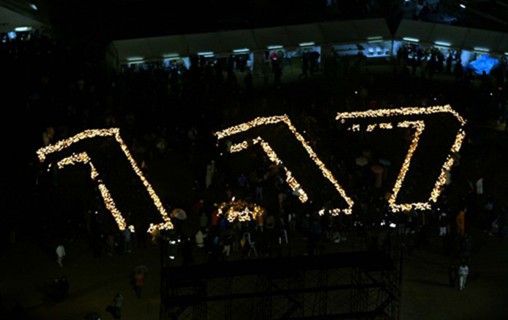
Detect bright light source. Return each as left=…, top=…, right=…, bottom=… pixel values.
left=197, top=51, right=214, bottom=56
left=367, top=36, right=383, bottom=43
left=163, top=53, right=179, bottom=58
left=434, top=41, right=451, bottom=47
left=299, top=42, right=315, bottom=47
left=473, top=47, right=490, bottom=53
left=267, top=45, right=283, bottom=50
left=127, top=56, right=144, bottom=62
left=233, top=48, right=250, bottom=53
left=403, top=37, right=419, bottom=43
left=14, top=26, right=32, bottom=32
left=30, top=3, right=38, bottom=10
left=459, top=3, right=466, bottom=9
left=389, top=222, right=397, bottom=228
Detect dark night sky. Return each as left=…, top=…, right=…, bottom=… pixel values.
left=44, top=0, right=333, bottom=43
left=39, top=0, right=508, bottom=51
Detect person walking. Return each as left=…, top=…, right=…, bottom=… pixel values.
left=106, top=293, right=123, bottom=320
left=123, top=227, right=132, bottom=253
left=132, top=266, right=146, bottom=298
left=456, top=208, right=466, bottom=237
left=60, top=276, right=70, bottom=300
left=458, top=261, right=470, bottom=290
left=56, top=244, right=66, bottom=267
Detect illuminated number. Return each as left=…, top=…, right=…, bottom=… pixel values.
left=37, top=105, right=466, bottom=228
left=214, top=115, right=354, bottom=215
left=36, top=128, right=173, bottom=232
left=336, top=105, right=466, bottom=212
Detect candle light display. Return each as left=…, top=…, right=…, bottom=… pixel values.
left=36, top=128, right=173, bottom=232
left=336, top=104, right=466, bottom=212
left=229, top=137, right=308, bottom=203
left=56, top=152, right=129, bottom=231
left=217, top=197, right=267, bottom=222
left=214, top=115, right=354, bottom=215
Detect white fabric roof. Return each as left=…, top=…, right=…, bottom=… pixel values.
left=185, top=32, right=224, bottom=54
left=0, top=5, right=46, bottom=33
left=218, top=29, right=257, bottom=52
left=285, top=23, right=324, bottom=45
left=497, top=34, right=508, bottom=53
left=148, top=35, right=188, bottom=56
left=395, top=19, right=508, bottom=53
left=109, top=18, right=508, bottom=65
left=252, top=26, right=292, bottom=48
left=461, top=28, right=505, bottom=52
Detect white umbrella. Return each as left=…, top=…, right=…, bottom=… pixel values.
left=355, top=156, right=368, bottom=167
left=134, top=265, right=148, bottom=273
left=171, top=208, right=187, bottom=220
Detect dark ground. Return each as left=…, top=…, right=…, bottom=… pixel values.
left=1, top=61, right=508, bottom=320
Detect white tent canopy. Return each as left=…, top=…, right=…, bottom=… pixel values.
left=108, top=18, right=391, bottom=66
left=185, top=32, right=224, bottom=54
left=395, top=19, right=508, bottom=53
left=148, top=35, right=188, bottom=57
left=498, top=34, right=508, bottom=53
left=0, top=5, right=46, bottom=33
left=252, top=26, right=292, bottom=49
left=461, top=28, right=505, bottom=52
left=109, top=18, right=508, bottom=67
left=218, top=29, right=257, bottom=52
left=285, top=23, right=324, bottom=46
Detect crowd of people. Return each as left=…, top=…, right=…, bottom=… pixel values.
left=1, top=24, right=507, bottom=281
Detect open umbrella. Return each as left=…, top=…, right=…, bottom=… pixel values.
left=355, top=156, right=368, bottom=167
left=171, top=208, right=187, bottom=221
left=134, top=264, right=148, bottom=273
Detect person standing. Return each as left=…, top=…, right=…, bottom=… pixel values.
left=205, top=160, right=216, bottom=189
left=132, top=268, right=145, bottom=298
left=438, top=211, right=448, bottom=236
left=123, top=227, right=132, bottom=253
left=56, top=244, right=66, bottom=267
left=456, top=208, right=466, bottom=237
left=195, top=228, right=206, bottom=249
left=112, top=293, right=123, bottom=319
left=458, top=261, right=470, bottom=290
left=448, top=264, right=457, bottom=288
left=60, top=276, right=69, bottom=300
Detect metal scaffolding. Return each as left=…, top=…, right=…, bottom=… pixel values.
left=160, top=235, right=402, bottom=320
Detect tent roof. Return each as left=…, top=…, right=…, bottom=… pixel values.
left=395, top=19, right=508, bottom=53
left=461, top=28, right=505, bottom=52
left=252, top=26, right=292, bottom=48
left=218, top=29, right=257, bottom=52
left=109, top=18, right=508, bottom=65
left=109, top=18, right=392, bottom=64
left=0, top=5, right=47, bottom=33
left=185, top=32, right=224, bottom=54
